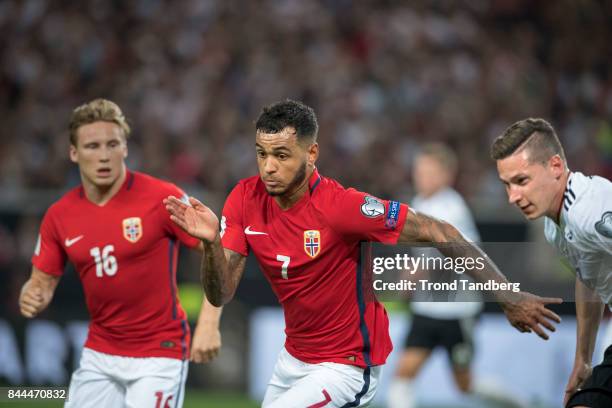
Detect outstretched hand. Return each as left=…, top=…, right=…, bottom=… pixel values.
left=163, top=196, right=220, bottom=243
left=501, top=291, right=562, bottom=340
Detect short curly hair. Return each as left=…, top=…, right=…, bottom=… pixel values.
left=255, top=99, right=318, bottom=143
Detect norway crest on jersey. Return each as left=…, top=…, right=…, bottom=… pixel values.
left=304, top=230, right=321, bottom=258
left=122, top=217, right=143, bottom=243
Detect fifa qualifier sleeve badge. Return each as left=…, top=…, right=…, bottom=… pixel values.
left=361, top=196, right=385, bottom=218
left=595, top=211, right=612, bottom=238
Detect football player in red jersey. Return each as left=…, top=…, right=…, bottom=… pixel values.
left=18, top=99, right=222, bottom=408
left=165, top=100, right=562, bottom=407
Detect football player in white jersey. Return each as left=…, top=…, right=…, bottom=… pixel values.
left=389, top=144, right=524, bottom=408
left=492, top=118, right=612, bottom=408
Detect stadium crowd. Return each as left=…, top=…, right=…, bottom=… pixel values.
left=1, top=1, right=611, bottom=195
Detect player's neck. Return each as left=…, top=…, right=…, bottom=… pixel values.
left=549, top=170, right=571, bottom=224
left=274, top=168, right=314, bottom=210
left=81, top=166, right=127, bottom=206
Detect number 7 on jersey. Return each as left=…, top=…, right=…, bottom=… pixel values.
left=276, top=254, right=290, bottom=279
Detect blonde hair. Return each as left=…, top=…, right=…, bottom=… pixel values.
left=69, top=98, right=131, bottom=145
left=418, top=142, right=458, bottom=177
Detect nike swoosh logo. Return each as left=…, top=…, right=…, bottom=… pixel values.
left=244, top=226, right=267, bottom=236
left=65, top=235, right=84, bottom=247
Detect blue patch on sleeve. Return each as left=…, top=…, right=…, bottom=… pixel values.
left=385, top=201, right=400, bottom=229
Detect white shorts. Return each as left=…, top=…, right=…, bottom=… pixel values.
left=65, top=348, right=188, bottom=408
left=262, top=347, right=381, bottom=408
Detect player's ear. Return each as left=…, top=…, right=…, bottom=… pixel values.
left=549, top=154, right=565, bottom=178
left=308, top=143, right=319, bottom=166
left=69, top=144, right=78, bottom=163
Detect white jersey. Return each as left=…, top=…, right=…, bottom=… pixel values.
left=411, top=188, right=483, bottom=319
left=544, top=172, right=612, bottom=304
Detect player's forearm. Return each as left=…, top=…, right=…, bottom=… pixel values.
left=574, top=279, right=604, bottom=364
left=439, top=234, right=515, bottom=303
left=201, top=236, right=232, bottom=306
left=201, top=236, right=242, bottom=306
left=32, top=267, right=60, bottom=284
left=400, top=215, right=513, bottom=302
left=19, top=268, right=61, bottom=317
left=196, top=297, right=223, bottom=328
left=29, top=268, right=61, bottom=298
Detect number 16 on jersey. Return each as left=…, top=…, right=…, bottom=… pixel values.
left=90, top=245, right=118, bottom=277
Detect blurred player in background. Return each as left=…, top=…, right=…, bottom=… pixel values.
left=165, top=100, right=560, bottom=408
left=18, top=99, right=222, bottom=408
left=388, top=144, right=524, bottom=408
left=493, top=118, right=612, bottom=408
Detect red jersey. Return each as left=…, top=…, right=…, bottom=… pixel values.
left=32, top=171, right=199, bottom=360
left=221, top=169, right=409, bottom=367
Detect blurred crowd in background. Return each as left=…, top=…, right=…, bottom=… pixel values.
left=2, top=0, right=611, bottom=198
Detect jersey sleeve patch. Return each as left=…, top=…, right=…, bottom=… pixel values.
left=385, top=200, right=401, bottom=230
left=360, top=196, right=385, bottom=218
left=34, top=234, right=41, bottom=256
left=595, top=211, right=612, bottom=238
